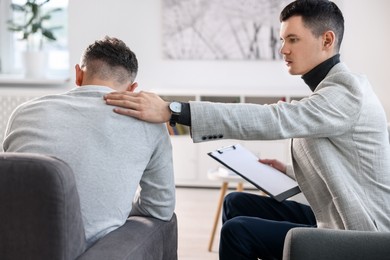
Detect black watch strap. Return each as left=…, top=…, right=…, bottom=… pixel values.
left=169, top=114, right=179, bottom=127
left=178, top=103, right=191, bottom=126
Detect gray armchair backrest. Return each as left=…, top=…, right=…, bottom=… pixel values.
left=283, top=227, right=390, bottom=260
left=0, top=153, right=178, bottom=260
left=0, top=153, right=86, bottom=260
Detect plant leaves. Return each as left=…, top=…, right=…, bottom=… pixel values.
left=7, top=0, right=61, bottom=47
left=10, top=3, right=25, bottom=12
left=42, top=29, right=56, bottom=41
left=47, top=7, right=62, bottom=13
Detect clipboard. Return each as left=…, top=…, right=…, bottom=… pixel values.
left=208, top=144, right=301, bottom=202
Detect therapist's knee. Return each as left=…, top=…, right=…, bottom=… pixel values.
left=223, top=192, right=242, bottom=220
left=221, top=217, right=244, bottom=239
left=224, top=192, right=243, bottom=208
left=220, top=217, right=254, bottom=251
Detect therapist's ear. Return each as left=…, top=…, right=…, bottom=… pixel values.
left=75, top=64, right=84, bottom=87
left=322, top=31, right=335, bottom=49
left=127, top=82, right=138, bottom=92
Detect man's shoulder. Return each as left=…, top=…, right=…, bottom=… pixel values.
left=328, top=63, right=367, bottom=82
left=325, top=63, right=370, bottom=93
left=11, top=93, right=66, bottom=114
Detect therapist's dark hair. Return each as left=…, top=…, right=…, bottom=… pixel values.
left=280, top=0, right=344, bottom=52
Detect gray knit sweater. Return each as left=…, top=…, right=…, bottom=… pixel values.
left=3, top=85, right=176, bottom=247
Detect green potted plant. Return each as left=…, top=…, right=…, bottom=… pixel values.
left=7, top=0, right=63, bottom=78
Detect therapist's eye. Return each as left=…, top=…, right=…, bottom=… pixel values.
left=288, top=37, right=299, bottom=43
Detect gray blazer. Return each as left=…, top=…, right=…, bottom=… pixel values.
left=190, top=63, right=390, bottom=232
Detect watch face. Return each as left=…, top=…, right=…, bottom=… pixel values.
left=170, top=102, right=182, bottom=114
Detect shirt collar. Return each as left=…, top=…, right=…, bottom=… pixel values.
left=302, top=54, right=340, bottom=92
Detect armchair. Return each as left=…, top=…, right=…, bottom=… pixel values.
left=283, top=227, right=390, bottom=260
left=0, top=153, right=177, bottom=260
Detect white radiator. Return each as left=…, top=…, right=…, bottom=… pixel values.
left=0, top=95, right=37, bottom=146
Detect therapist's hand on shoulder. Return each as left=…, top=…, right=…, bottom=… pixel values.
left=104, top=91, right=171, bottom=123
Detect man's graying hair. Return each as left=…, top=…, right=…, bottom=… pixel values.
left=80, top=36, right=138, bottom=84
left=280, top=0, right=344, bottom=52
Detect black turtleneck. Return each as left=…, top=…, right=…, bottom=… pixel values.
left=302, top=54, right=340, bottom=92
left=177, top=54, right=341, bottom=127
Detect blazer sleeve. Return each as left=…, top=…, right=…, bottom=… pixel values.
left=189, top=73, right=364, bottom=143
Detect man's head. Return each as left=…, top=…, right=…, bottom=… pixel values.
left=279, top=0, right=344, bottom=75
left=76, top=36, right=138, bottom=91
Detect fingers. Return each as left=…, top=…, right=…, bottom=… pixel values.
left=112, top=107, right=141, bottom=118
left=105, top=98, right=138, bottom=110
left=259, top=158, right=287, bottom=173
left=104, top=92, right=140, bottom=110
left=259, top=159, right=274, bottom=164
left=103, top=90, right=167, bottom=123
left=104, top=92, right=141, bottom=118
left=104, top=91, right=136, bottom=101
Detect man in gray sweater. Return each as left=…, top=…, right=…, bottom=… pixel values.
left=3, top=36, right=176, bottom=248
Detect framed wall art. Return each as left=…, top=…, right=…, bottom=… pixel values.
left=162, top=0, right=292, bottom=60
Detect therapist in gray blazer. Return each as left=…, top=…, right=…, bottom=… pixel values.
left=105, top=0, right=390, bottom=259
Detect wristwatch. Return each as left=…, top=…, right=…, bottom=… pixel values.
left=169, top=101, right=182, bottom=127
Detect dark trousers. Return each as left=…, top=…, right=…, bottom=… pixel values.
left=219, top=192, right=316, bottom=260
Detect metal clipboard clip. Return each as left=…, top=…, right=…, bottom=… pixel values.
left=217, top=145, right=236, bottom=154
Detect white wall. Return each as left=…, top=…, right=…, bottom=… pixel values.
left=68, top=0, right=390, bottom=119
left=341, top=0, right=390, bottom=121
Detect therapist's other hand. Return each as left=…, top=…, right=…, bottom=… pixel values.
left=104, top=91, right=171, bottom=123
left=259, top=159, right=287, bottom=174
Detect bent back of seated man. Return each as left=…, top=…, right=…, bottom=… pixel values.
left=3, top=36, right=175, bottom=248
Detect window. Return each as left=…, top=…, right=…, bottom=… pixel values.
left=0, top=0, right=68, bottom=77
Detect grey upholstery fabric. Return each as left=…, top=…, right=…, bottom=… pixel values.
left=78, top=214, right=178, bottom=260
left=0, top=153, right=178, bottom=260
left=0, top=153, right=86, bottom=260
left=283, top=227, right=390, bottom=260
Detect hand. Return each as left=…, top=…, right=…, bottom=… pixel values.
left=259, top=158, right=287, bottom=173
left=104, top=91, right=171, bottom=123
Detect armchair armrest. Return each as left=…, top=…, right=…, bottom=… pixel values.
left=77, top=213, right=178, bottom=260
left=283, top=227, right=390, bottom=260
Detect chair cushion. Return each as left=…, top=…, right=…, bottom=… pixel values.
left=77, top=214, right=178, bottom=260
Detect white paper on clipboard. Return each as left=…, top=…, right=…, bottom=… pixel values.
left=208, top=143, right=301, bottom=202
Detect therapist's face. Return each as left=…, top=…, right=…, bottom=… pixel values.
left=279, top=15, right=331, bottom=76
